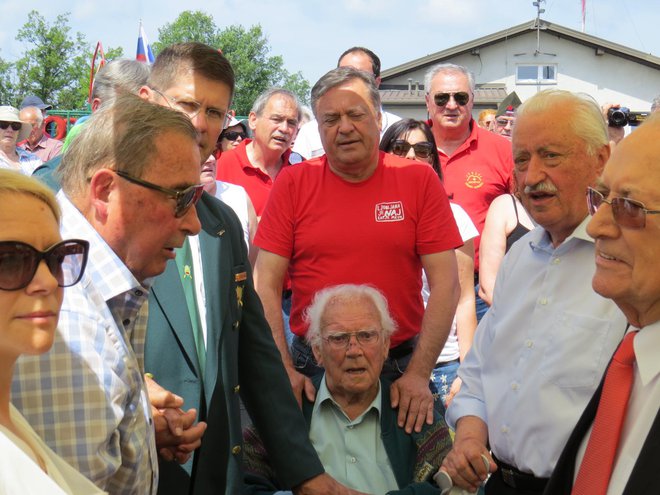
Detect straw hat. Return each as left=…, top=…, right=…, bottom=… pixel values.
left=0, top=106, right=32, bottom=142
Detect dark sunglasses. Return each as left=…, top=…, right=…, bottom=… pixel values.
left=433, top=92, right=470, bottom=107
left=391, top=140, right=434, bottom=159
left=115, top=170, right=204, bottom=218
left=587, top=187, right=660, bottom=229
left=0, top=121, right=22, bottom=131
left=0, top=240, right=89, bottom=291
left=221, top=130, right=246, bottom=141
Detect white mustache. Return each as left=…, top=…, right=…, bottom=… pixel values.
left=524, top=182, right=558, bottom=194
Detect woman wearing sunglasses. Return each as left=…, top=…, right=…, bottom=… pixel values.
left=0, top=106, right=42, bottom=175
left=380, top=119, right=478, bottom=411
left=0, top=170, right=102, bottom=494
left=214, top=115, right=248, bottom=160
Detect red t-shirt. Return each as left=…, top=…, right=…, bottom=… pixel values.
left=255, top=151, right=462, bottom=347
left=430, top=120, right=514, bottom=271
left=216, top=139, right=292, bottom=216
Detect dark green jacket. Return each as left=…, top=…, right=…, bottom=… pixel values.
left=145, top=193, right=324, bottom=494
left=243, top=375, right=452, bottom=494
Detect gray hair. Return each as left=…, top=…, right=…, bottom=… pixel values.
left=304, top=284, right=397, bottom=348
left=59, top=93, right=198, bottom=198
left=424, top=63, right=476, bottom=95
left=651, top=94, right=660, bottom=113
left=91, top=59, right=151, bottom=108
left=250, top=87, right=302, bottom=121
left=515, top=89, right=608, bottom=156
left=311, top=67, right=381, bottom=118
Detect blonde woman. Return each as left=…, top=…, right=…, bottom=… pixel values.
left=0, top=170, right=102, bottom=494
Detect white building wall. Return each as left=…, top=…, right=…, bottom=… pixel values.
left=385, top=29, right=660, bottom=112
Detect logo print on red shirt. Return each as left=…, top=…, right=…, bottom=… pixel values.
left=465, top=171, right=484, bottom=189
left=375, top=201, right=405, bottom=222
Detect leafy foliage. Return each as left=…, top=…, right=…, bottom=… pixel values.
left=2, top=11, right=124, bottom=109
left=154, top=11, right=310, bottom=114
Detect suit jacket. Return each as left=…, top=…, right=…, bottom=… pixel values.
left=545, top=360, right=660, bottom=495
left=145, top=193, right=323, bottom=495
left=242, top=376, right=452, bottom=495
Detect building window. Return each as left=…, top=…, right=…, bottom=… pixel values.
left=516, top=64, right=557, bottom=84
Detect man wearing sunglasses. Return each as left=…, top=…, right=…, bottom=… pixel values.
left=12, top=94, right=204, bottom=495
left=216, top=88, right=301, bottom=217
left=424, top=63, right=515, bottom=322
left=442, top=90, right=627, bottom=495
left=141, top=43, right=358, bottom=495
left=546, top=113, right=660, bottom=495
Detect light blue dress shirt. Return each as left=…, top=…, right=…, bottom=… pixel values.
left=447, top=217, right=627, bottom=477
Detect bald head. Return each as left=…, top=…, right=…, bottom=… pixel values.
left=19, top=106, right=45, bottom=145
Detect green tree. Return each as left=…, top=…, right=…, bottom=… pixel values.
left=0, top=55, right=16, bottom=105
left=14, top=11, right=124, bottom=110
left=153, top=11, right=219, bottom=53
left=154, top=11, right=310, bottom=114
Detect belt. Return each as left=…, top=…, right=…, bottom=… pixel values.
left=388, top=338, right=416, bottom=360
left=434, top=358, right=460, bottom=369
left=492, top=454, right=548, bottom=492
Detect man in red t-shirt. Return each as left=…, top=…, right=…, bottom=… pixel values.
left=216, top=88, right=301, bottom=217
left=424, top=63, right=514, bottom=320
left=255, top=67, right=462, bottom=434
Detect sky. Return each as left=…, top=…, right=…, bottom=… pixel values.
left=1, top=0, right=658, bottom=89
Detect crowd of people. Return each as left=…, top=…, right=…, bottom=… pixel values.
left=1, top=40, right=660, bottom=495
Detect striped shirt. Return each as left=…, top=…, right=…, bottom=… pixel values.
left=12, top=192, right=158, bottom=494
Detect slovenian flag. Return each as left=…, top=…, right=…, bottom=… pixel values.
left=136, top=21, right=155, bottom=64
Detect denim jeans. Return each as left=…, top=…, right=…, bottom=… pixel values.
left=429, top=359, right=460, bottom=417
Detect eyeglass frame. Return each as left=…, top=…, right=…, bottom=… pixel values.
left=151, top=87, right=229, bottom=126
left=587, top=187, right=660, bottom=229
left=391, top=140, right=435, bottom=159
left=321, top=330, right=382, bottom=350
left=0, top=239, right=89, bottom=291
left=432, top=91, right=471, bottom=107
left=114, top=169, right=204, bottom=218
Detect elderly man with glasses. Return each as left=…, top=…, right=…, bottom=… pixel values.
left=12, top=93, right=203, bottom=495
left=243, top=284, right=452, bottom=495
left=441, top=89, right=628, bottom=495
left=545, top=113, right=660, bottom=495
left=424, top=63, right=515, bottom=322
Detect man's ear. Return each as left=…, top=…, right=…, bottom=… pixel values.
left=248, top=111, right=258, bottom=131
left=312, top=343, right=324, bottom=368
left=87, top=168, right=116, bottom=222
left=594, top=143, right=611, bottom=176
left=138, top=85, right=153, bottom=102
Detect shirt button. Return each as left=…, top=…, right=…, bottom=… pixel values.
left=350, top=457, right=357, bottom=463
left=501, top=425, right=509, bottom=434
left=511, top=382, right=519, bottom=391
left=552, top=258, right=561, bottom=265
left=231, top=445, right=241, bottom=455
left=135, top=289, right=144, bottom=296
left=539, top=298, right=548, bottom=305
left=526, top=340, right=533, bottom=348
left=123, top=318, right=131, bottom=326
left=233, top=385, right=240, bottom=393
left=347, top=425, right=354, bottom=430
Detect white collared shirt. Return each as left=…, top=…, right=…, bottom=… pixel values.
left=575, top=321, right=660, bottom=493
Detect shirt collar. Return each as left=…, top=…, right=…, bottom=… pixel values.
left=529, top=215, right=593, bottom=254
left=633, top=321, right=660, bottom=386
left=314, top=373, right=382, bottom=422
left=57, top=191, right=149, bottom=302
